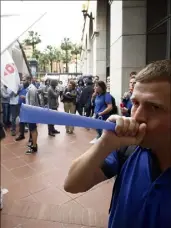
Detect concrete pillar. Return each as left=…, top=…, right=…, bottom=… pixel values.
left=95, top=0, right=107, bottom=81
left=88, top=21, right=94, bottom=75
left=110, top=0, right=146, bottom=106
left=92, top=34, right=97, bottom=76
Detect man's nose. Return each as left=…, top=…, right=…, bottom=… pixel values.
left=132, top=106, right=147, bottom=124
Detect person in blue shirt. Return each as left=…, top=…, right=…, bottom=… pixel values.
left=64, top=59, right=171, bottom=228
left=121, top=76, right=136, bottom=117
left=93, top=81, right=113, bottom=139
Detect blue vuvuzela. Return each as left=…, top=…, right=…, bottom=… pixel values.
left=20, top=104, right=116, bottom=131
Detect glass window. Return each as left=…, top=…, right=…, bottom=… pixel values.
left=147, top=22, right=167, bottom=63
left=147, top=0, right=167, bottom=31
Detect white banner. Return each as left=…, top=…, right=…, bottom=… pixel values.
left=1, top=50, right=20, bottom=93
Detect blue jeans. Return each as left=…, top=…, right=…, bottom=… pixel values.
left=2, top=103, right=10, bottom=126
left=10, top=104, right=19, bottom=132
left=96, top=115, right=109, bottom=138
left=96, top=129, right=102, bottom=138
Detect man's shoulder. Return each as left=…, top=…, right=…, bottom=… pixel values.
left=28, top=84, right=36, bottom=90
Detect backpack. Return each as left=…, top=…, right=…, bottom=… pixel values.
left=104, top=93, right=118, bottom=115
left=117, top=145, right=137, bottom=171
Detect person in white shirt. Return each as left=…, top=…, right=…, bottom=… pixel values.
left=7, top=87, right=20, bottom=136
left=58, top=81, right=65, bottom=98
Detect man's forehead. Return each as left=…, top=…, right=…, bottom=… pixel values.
left=134, top=81, right=170, bottom=91
left=132, top=81, right=170, bottom=101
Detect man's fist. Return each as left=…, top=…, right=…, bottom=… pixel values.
left=100, top=115, right=147, bottom=150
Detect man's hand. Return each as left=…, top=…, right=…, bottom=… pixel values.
left=99, top=115, right=146, bottom=151
left=20, top=95, right=25, bottom=99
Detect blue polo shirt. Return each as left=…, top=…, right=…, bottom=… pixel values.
left=94, top=93, right=112, bottom=120
left=18, top=87, right=28, bottom=105
left=101, top=146, right=171, bottom=228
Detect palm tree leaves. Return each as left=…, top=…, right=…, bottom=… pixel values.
left=23, top=30, right=41, bottom=52
left=22, top=32, right=81, bottom=73
left=71, top=44, right=82, bottom=56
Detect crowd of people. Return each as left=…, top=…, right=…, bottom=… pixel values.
left=1, top=72, right=137, bottom=153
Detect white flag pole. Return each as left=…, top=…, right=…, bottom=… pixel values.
left=1, top=12, right=47, bottom=92
left=1, top=12, right=47, bottom=55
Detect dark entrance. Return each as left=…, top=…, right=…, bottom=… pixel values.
left=146, top=0, right=171, bottom=63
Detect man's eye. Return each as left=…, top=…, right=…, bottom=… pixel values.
left=151, top=105, right=160, bottom=110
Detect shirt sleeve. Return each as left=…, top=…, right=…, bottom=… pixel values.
left=7, top=88, right=13, bottom=96
left=1, top=88, right=10, bottom=98
left=101, top=151, right=119, bottom=179
left=105, top=93, right=112, bottom=104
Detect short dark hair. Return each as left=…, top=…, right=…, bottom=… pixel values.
left=136, top=60, right=171, bottom=83
left=130, top=71, right=137, bottom=77
left=25, top=75, right=32, bottom=82
left=96, top=80, right=107, bottom=93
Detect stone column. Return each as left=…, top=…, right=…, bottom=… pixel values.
left=110, top=0, right=146, bottom=106
left=95, top=0, right=107, bottom=81
left=92, top=33, right=97, bottom=76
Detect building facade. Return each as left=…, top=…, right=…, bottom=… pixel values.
left=80, top=0, right=171, bottom=105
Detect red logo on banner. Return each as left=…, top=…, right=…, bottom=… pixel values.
left=4, top=63, right=15, bottom=76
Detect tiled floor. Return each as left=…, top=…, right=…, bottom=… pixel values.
left=1, top=110, right=113, bottom=227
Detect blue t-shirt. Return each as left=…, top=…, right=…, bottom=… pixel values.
left=102, top=147, right=171, bottom=228
left=18, top=87, right=28, bottom=105
left=94, top=93, right=112, bottom=119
